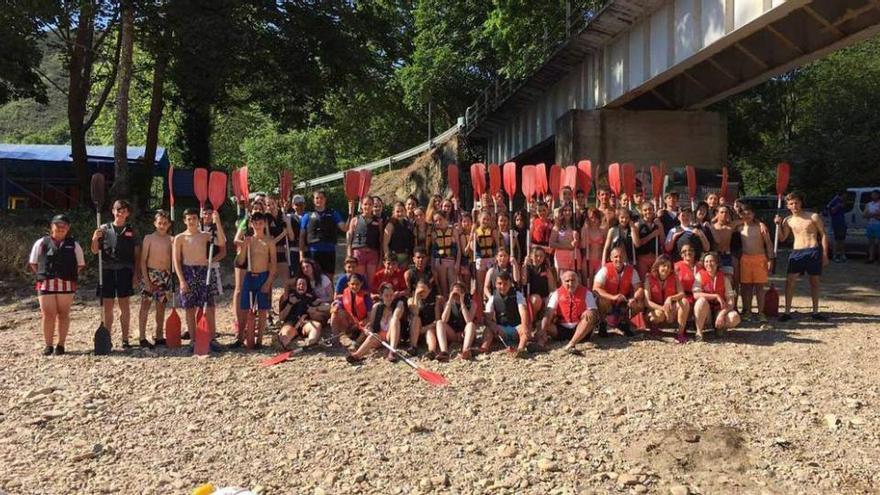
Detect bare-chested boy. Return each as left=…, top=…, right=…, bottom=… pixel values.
left=138, top=210, right=172, bottom=347
left=737, top=203, right=773, bottom=327
left=774, top=191, right=830, bottom=321
left=236, top=212, right=277, bottom=348
left=173, top=208, right=227, bottom=351
left=710, top=205, right=735, bottom=275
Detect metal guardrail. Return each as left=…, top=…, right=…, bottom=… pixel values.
left=295, top=123, right=461, bottom=189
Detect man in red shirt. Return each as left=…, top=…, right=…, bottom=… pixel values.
left=371, top=253, right=407, bottom=299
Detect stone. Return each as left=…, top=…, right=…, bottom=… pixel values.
left=633, top=484, right=648, bottom=494
left=498, top=445, right=518, bottom=458
left=431, top=474, right=449, bottom=487
left=538, top=459, right=559, bottom=472
left=617, top=473, right=639, bottom=487
left=669, top=486, right=690, bottom=495
left=824, top=414, right=840, bottom=430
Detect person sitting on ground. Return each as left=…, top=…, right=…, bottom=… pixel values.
left=138, top=210, right=173, bottom=348
left=329, top=274, right=372, bottom=345
left=736, top=203, right=773, bottom=327
left=346, top=282, right=407, bottom=365
left=431, top=281, right=476, bottom=361
left=29, top=214, right=86, bottom=356
left=174, top=208, right=226, bottom=352
left=481, top=272, right=530, bottom=358
left=335, top=256, right=367, bottom=295
left=538, top=270, right=598, bottom=355
left=774, top=191, right=830, bottom=321
left=90, top=199, right=142, bottom=349
left=693, top=252, right=740, bottom=341
left=521, top=246, right=556, bottom=321
left=643, top=255, right=690, bottom=343
left=276, top=277, right=322, bottom=351
left=592, top=245, right=644, bottom=337
left=371, top=253, right=407, bottom=299
left=483, top=247, right=521, bottom=303
left=409, top=277, right=442, bottom=358
left=300, top=258, right=333, bottom=321
left=235, top=212, right=276, bottom=348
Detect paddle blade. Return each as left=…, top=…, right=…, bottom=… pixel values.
left=417, top=368, right=449, bottom=387
left=470, top=163, right=486, bottom=196
left=208, top=171, right=227, bottom=211
left=448, top=164, right=460, bottom=198
left=359, top=169, right=372, bottom=199
left=167, top=165, right=175, bottom=208
left=259, top=351, right=292, bottom=368
left=549, top=164, right=562, bottom=196
left=502, top=162, right=517, bottom=198
left=522, top=165, right=536, bottom=200
left=686, top=165, right=697, bottom=200
left=776, top=162, right=790, bottom=197
left=194, top=312, right=210, bottom=356
left=563, top=165, right=577, bottom=191
left=535, top=163, right=548, bottom=196
left=577, top=160, right=592, bottom=195
left=608, top=163, right=621, bottom=196
left=488, top=163, right=501, bottom=195
left=280, top=170, right=292, bottom=203
left=650, top=165, right=663, bottom=200
left=193, top=168, right=209, bottom=207
left=240, top=166, right=250, bottom=201
left=165, top=309, right=182, bottom=348
left=622, top=163, right=636, bottom=198
left=344, top=171, right=360, bottom=201
left=94, top=323, right=111, bottom=355
left=231, top=169, right=241, bottom=201
left=90, top=173, right=106, bottom=209
left=720, top=166, right=729, bottom=199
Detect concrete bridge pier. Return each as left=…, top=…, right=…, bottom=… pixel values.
left=555, top=109, right=728, bottom=171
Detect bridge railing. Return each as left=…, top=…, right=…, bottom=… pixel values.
left=296, top=123, right=461, bottom=189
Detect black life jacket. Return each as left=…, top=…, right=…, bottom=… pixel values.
left=288, top=212, right=302, bottom=245
left=635, top=221, right=658, bottom=256
left=488, top=263, right=515, bottom=290
left=35, top=236, right=78, bottom=282
left=492, top=290, right=521, bottom=327
left=351, top=215, right=381, bottom=250
left=101, top=223, right=136, bottom=264
left=406, top=266, right=434, bottom=294
left=526, top=263, right=550, bottom=297
left=305, top=210, right=339, bottom=245
left=388, top=218, right=414, bottom=254
left=447, top=295, right=471, bottom=328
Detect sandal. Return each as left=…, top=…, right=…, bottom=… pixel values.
left=121, top=341, right=132, bottom=349
left=436, top=351, right=450, bottom=362
left=42, top=345, right=53, bottom=356
left=563, top=346, right=583, bottom=356
left=460, top=349, right=473, bottom=361
left=386, top=350, right=398, bottom=363
left=346, top=354, right=366, bottom=365
left=675, top=332, right=687, bottom=345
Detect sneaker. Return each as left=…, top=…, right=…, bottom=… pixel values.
left=42, top=345, right=54, bottom=356
left=619, top=321, right=634, bottom=337
left=139, top=339, right=154, bottom=349
left=209, top=339, right=224, bottom=352
left=228, top=339, right=243, bottom=349
left=154, top=338, right=167, bottom=346
left=121, top=340, right=132, bottom=350
left=810, top=312, right=827, bottom=321
left=598, top=322, right=608, bottom=337
left=512, top=348, right=528, bottom=359
left=54, top=345, right=65, bottom=356
left=675, top=332, right=687, bottom=344
left=436, top=351, right=450, bottom=362
left=181, top=331, right=191, bottom=340
left=778, top=313, right=792, bottom=322
left=758, top=314, right=769, bottom=324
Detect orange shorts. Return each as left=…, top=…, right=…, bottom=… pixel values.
left=740, top=253, right=768, bottom=284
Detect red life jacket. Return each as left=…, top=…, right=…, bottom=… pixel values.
left=555, top=286, right=589, bottom=324
left=698, top=269, right=726, bottom=299
left=342, top=288, right=370, bottom=320
left=602, top=263, right=634, bottom=297
left=530, top=217, right=552, bottom=245
left=674, top=261, right=696, bottom=293
left=647, top=273, right=678, bottom=305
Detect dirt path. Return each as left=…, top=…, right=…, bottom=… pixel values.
left=1, top=261, right=878, bottom=494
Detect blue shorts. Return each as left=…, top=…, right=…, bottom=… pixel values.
left=867, top=224, right=880, bottom=240
left=241, top=272, right=271, bottom=310
left=787, top=247, right=822, bottom=276
left=719, top=252, right=734, bottom=274
left=498, top=324, right=521, bottom=345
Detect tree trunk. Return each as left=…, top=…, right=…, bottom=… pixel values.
left=68, top=4, right=95, bottom=205
left=180, top=98, right=212, bottom=168
left=111, top=0, right=134, bottom=202
left=140, top=46, right=167, bottom=213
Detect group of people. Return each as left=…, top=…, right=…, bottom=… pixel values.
left=29, top=178, right=834, bottom=361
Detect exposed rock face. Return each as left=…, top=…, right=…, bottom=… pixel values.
left=369, top=138, right=463, bottom=204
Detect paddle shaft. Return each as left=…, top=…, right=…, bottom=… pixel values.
left=364, top=329, right=422, bottom=371
left=773, top=195, right=782, bottom=255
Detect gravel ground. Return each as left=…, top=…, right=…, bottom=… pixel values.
left=0, top=260, right=878, bottom=495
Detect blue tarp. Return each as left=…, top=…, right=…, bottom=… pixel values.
left=0, top=144, right=169, bottom=170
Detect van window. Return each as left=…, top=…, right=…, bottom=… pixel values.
left=843, top=191, right=856, bottom=210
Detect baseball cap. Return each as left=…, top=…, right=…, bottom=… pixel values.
left=51, top=214, right=71, bottom=225
left=292, top=194, right=305, bottom=205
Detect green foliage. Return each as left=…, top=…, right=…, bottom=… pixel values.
left=0, top=2, right=49, bottom=105
left=240, top=125, right=337, bottom=193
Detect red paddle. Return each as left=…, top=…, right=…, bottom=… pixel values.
left=208, top=171, right=227, bottom=211
left=344, top=170, right=360, bottom=201
left=280, top=170, right=292, bottom=204
left=522, top=165, right=535, bottom=200
left=471, top=163, right=486, bottom=206
left=774, top=162, right=791, bottom=256
left=193, top=168, right=208, bottom=212
left=164, top=165, right=181, bottom=346
left=359, top=169, right=372, bottom=199
left=488, top=163, right=501, bottom=197
left=686, top=165, right=697, bottom=210
left=608, top=163, right=621, bottom=197
left=503, top=161, right=517, bottom=252
left=622, top=163, right=636, bottom=198
left=260, top=350, right=293, bottom=367
left=239, top=166, right=250, bottom=203
left=720, top=166, right=729, bottom=201
left=448, top=164, right=460, bottom=198
left=168, top=164, right=175, bottom=212
left=533, top=163, right=546, bottom=197
left=548, top=164, right=562, bottom=205
left=650, top=165, right=662, bottom=204
left=563, top=165, right=577, bottom=192
left=577, top=160, right=592, bottom=196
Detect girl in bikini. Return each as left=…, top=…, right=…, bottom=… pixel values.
left=580, top=207, right=606, bottom=287
left=551, top=204, right=579, bottom=272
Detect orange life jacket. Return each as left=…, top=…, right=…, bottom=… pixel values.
left=602, top=263, right=635, bottom=297
left=342, top=287, right=370, bottom=320
left=647, top=273, right=678, bottom=305
left=555, top=285, right=589, bottom=324
left=698, top=269, right=726, bottom=299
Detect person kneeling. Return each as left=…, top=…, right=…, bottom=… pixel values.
left=592, top=246, right=644, bottom=337
left=276, top=277, right=322, bottom=351
left=330, top=274, right=372, bottom=346
left=481, top=273, right=530, bottom=358
left=643, top=255, right=690, bottom=344
left=693, top=252, right=740, bottom=340
left=346, top=283, right=407, bottom=364
left=539, top=270, right=597, bottom=355
left=432, top=282, right=477, bottom=361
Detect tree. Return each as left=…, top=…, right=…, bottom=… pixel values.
left=0, top=2, right=49, bottom=105
left=111, top=0, right=135, bottom=200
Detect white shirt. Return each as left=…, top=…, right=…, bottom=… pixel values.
left=866, top=201, right=880, bottom=225
left=594, top=265, right=641, bottom=288
left=546, top=288, right=597, bottom=328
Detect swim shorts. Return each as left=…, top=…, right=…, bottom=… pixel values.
left=353, top=248, right=379, bottom=266
left=832, top=224, right=847, bottom=241
left=867, top=223, right=880, bottom=241
left=141, top=268, right=171, bottom=303
left=241, top=271, right=271, bottom=310
left=739, top=254, right=768, bottom=284
left=719, top=252, right=734, bottom=275
left=498, top=324, right=521, bottom=345
left=179, top=265, right=217, bottom=308
left=787, top=246, right=822, bottom=276
left=554, top=323, right=576, bottom=342
left=101, top=267, right=134, bottom=299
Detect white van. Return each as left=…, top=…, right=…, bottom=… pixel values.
left=842, top=187, right=880, bottom=232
